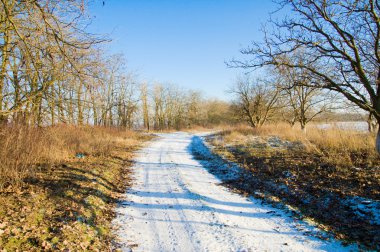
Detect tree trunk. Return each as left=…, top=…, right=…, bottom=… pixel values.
left=300, top=121, right=306, bottom=133
left=0, top=19, right=10, bottom=124
left=34, top=93, right=43, bottom=127
left=248, top=114, right=256, bottom=128
left=141, top=84, right=150, bottom=131
left=12, top=61, right=20, bottom=123
left=369, top=121, right=374, bottom=132
left=77, top=87, right=83, bottom=125
left=367, top=112, right=378, bottom=133
left=48, top=86, right=55, bottom=125
left=375, top=116, right=380, bottom=153
left=57, top=84, right=65, bottom=123
left=376, top=127, right=380, bottom=154
left=286, top=115, right=296, bottom=128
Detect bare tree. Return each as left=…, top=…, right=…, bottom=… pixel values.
left=116, top=75, right=138, bottom=129
left=0, top=0, right=104, bottom=122
left=140, top=82, right=150, bottom=131
left=230, top=0, right=380, bottom=152
left=204, top=99, right=234, bottom=126
left=229, top=76, right=280, bottom=128
left=152, top=84, right=165, bottom=130
left=276, top=54, right=332, bottom=131
left=186, top=91, right=202, bottom=128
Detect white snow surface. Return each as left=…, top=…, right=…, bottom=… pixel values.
left=113, top=132, right=353, bottom=252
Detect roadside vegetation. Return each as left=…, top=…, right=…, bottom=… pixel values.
left=0, top=125, right=152, bottom=250
left=207, top=124, right=379, bottom=249
left=0, top=1, right=158, bottom=250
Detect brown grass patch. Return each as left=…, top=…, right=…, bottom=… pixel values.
left=208, top=123, right=380, bottom=248
left=219, top=123, right=378, bottom=169
left=0, top=125, right=152, bottom=250
left=0, top=125, right=141, bottom=191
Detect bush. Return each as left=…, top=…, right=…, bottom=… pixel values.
left=0, top=124, right=140, bottom=190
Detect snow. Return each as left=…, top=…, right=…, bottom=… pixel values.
left=316, top=121, right=368, bottom=131
left=113, top=132, right=354, bottom=252
left=343, top=196, right=380, bottom=226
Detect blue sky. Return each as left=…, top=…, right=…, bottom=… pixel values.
left=87, top=0, right=278, bottom=100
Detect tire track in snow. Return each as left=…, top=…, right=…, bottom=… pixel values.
left=162, top=164, right=198, bottom=251
left=173, top=165, right=241, bottom=251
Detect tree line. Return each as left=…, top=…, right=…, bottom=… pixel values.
left=229, top=54, right=333, bottom=132
left=1, top=0, right=376, bottom=136
left=0, top=0, right=103, bottom=126
left=0, top=0, right=234, bottom=130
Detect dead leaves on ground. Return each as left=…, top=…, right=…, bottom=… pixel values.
left=0, top=148, right=137, bottom=251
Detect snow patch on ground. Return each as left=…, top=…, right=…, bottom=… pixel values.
left=343, top=196, right=380, bottom=226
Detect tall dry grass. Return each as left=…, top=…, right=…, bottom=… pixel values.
left=221, top=123, right=378, bottom=167
left=0, top=125, right=141, bottom=190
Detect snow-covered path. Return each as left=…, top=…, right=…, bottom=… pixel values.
left=113, top=132, right=351, bottom=252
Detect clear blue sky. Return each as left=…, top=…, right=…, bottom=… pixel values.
left=87, top=0, right=278, bottom=100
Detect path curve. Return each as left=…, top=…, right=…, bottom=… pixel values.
left=113, top=132, right=352, bottom=252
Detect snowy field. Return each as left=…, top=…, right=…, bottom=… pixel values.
left=316, top=121, right=368, bottom=131
left=113, top=132, right=354, bottom=252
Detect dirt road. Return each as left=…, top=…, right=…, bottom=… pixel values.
left=113, top=132, right=351, bottom=252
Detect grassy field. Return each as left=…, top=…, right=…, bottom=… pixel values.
left=207, top=123, right=380, bottom=249
left=0, top=125, right=152, bottom=251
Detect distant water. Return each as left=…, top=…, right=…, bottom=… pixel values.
left=316, top=121, right=368, bottom=132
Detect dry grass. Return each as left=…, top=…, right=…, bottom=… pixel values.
left=0, top=124, right=141, bottom=191
left=219, top=123, right=378, bottom=168
left=208, top=123, right=380, bottom=248
left=0, top=124, right=151, bottom=250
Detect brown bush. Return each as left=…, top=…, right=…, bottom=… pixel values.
left=0, top=124, right=140, bottom=190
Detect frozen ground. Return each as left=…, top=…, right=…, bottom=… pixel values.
left=113, top=132, right=354, bottom=252
left=316, top=121, right=368, bottom=131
